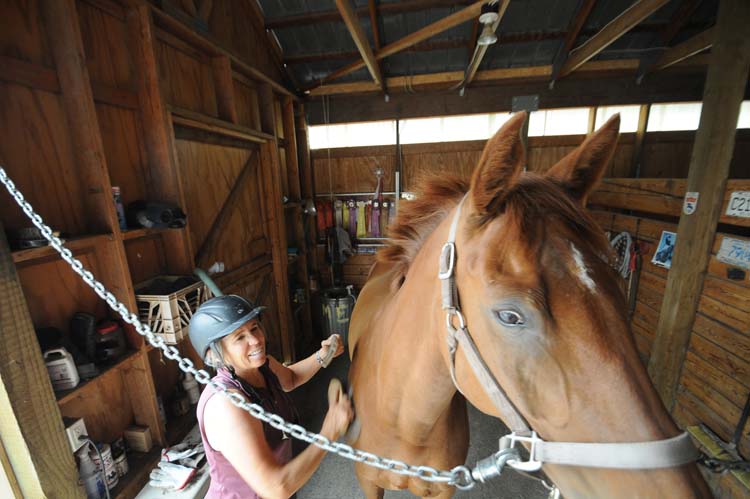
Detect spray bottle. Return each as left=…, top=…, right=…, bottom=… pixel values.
left=78, top=446, right=106, bottom=499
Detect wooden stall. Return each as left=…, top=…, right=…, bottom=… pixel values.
left=0, top=0, right=315, bottom=496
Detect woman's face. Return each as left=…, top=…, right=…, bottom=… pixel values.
left=220, top=318, right=266, bottom=372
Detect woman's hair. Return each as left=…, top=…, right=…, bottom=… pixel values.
left=205, top=341, right=226, bottom=369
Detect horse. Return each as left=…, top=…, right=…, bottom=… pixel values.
left=346, top=112, right=711, bottom=498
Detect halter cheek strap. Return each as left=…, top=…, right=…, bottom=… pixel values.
left=438, top=194, right=700, bottom=476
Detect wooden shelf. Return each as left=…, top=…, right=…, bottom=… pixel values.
left=121, top=227, right=170, bottom=241
left=11, top=233, right=114, bottom=264
left=55, top=349, right=141, bottom=405
left=170, top=106, right=273, bottom=144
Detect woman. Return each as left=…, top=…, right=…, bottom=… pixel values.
left=189, top=294, right=353, bottom=498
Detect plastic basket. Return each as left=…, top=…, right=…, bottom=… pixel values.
left=135, top=276, right=213, bottom=344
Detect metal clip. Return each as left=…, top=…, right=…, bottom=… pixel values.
left=438, top=242, right=456, bottom=280
left=445, top=309, right=466, bottom=332
left=499, top=431, right=544, bottom=472
left=471, top=448, right=520, bottom=484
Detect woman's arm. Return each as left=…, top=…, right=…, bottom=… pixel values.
left=269, top=335, right=344, bottom=391
left=204, top=388, right=351, bottom=498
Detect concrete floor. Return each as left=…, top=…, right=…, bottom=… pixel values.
left=289, top=354, right=548, bottom=499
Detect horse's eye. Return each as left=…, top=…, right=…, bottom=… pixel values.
left=496, top=310, right=525, bottom=327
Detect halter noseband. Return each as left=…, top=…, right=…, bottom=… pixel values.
left=439, top=194, right=700, bottom=479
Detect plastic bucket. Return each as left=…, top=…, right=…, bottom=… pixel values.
left=321, top=287, right=355, bottom=345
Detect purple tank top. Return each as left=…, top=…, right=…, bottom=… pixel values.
left=197, top=364, right=295, bottom=498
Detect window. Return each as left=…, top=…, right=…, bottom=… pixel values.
left=309, top=120, right=396, bottom=149
left=647, top=102, right=702, bottom=132
left=738, top=101, right=750, bottom=129
left=399, top=113, right=513, bottom=144
left=528, top=107, right=589, bottom=136
left=595, top=105, right=640, bottom=133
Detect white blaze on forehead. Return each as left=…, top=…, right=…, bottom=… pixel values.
left=570, top=243, right=597, bottom=292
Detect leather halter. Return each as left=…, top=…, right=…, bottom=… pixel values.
left=439, top=194, right=700, bottom=471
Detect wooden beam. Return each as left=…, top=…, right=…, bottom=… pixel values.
left=309, top=57, right=711, bottom=96
left=559, top=0, right=670, bottom=79
left=306, top=69, right=710, bottom=124
left=265, top=0, right=475, bottom=29
left=649, top=27, right=714, bottom=73
left=317, top=1, right=484, bottom=86
left=195, top=155, right=256, bottom=268
left=0, top=222, right=80, bottom=497
left=647, top=0, right=750, bottom=409
left=551, top=0, right=597, bottom=84
left=212, top=55, right=239, bottom=123
left=336, top=0, right=384, bottom=90
left=464, top=0, right=510, bottom=86
left=368, top=0, right=381, bottom=50
left=630, top=103, right=650, bottom=177
left=170, top=105, right=272, bottom=143
left=259, top=84, right=295, bottom=362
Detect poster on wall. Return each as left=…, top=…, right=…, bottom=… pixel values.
left=652, top=231, right=676, bottom=269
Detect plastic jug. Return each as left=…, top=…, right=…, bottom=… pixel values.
left=44, top=348, right=80, bottom=390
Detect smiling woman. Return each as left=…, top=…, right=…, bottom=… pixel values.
left=188, top=295, right=353, bottom=499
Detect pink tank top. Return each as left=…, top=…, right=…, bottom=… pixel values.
left=197, top=364, right=295, bottom=498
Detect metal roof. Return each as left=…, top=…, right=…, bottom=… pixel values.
left=255, top=0, right=718, bottom=89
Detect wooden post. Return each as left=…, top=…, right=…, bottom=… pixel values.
left=630, top=103, right=650, bottom=177
left=647, top=0, right=750, bottom=408
left=0, top=223, right=81, bottom=497
left=212, top=55, right=239, bottom=124
left=259, top=84, right=295, bottom=362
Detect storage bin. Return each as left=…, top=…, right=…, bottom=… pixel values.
left=135, top=276, right=212, bottom=344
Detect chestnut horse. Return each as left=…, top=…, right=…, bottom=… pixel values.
left=347, top=113, right=711, bottom=498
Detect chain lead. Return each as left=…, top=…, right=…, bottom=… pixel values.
left=0, top=166, right=487, bottom=490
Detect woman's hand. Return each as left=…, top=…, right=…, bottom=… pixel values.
left=320, top=334, right=344, bottom=359
left=322, top=379, right=354, bottom=440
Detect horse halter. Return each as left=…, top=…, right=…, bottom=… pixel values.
left=438, top=194, right=700, bottom=483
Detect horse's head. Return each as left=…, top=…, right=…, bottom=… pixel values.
left=446, top=113, right=709, bottom=497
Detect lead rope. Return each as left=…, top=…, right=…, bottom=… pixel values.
left=0, top=167, right=483, bottom=491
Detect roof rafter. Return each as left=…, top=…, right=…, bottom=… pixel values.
left=558, top=0, right=670, bottom=79
left=369, top=0, right=381, bottom=50
left=550, top=0, right=597, bottom=84
left=647, top=26, right=714, bottom=73
left=336, top=0, right=385, bottom=92
left=312, top=1, right=486, bottom=89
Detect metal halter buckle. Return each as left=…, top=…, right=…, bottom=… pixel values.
left=500, top=431, right=544, bottom=472
left=438, top=242, right=456, bottom=280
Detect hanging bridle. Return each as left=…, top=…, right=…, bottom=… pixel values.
left=438, top=195, right=700, bottom=483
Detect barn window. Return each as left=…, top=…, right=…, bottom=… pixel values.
left=737, top=101, right=750, bottom=128
left=647, top=102, right=703, bottom=132
left=528, top=107, right=589, bottom=136
left=399, top=113, right=513, bottom=144
left=595, top=105, right=640, bottom=132
left=309, top=120, right=396, bottom=149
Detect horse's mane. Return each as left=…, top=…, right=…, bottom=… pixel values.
left=377, top=175, right=468, bottom=285
left=378, top=174, right=611, bottom=288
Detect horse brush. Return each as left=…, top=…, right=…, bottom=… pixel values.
left=327, top=377, right=362, bottom=444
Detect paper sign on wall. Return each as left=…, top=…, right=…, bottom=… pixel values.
left=683, top=192, right=699, bottom=215
left=725, top=191, right=750, bottom=218
left=717, top=237, right=750, bottom=270
left=652, top=231, right=676, bottom=269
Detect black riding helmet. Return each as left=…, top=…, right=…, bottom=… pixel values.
left=189, top=295, right=265, bottom=361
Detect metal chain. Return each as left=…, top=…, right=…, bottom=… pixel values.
left=0, top=167, right=477, bottom=491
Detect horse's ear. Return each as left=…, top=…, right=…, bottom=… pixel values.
left=470, top=112, right=526, bottom=216
left=545, top=114, right=620, bottom=204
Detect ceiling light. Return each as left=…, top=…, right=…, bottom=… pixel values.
left=478, top=24, right=498, bottom=46
left=479, top=2, right=500, bottom=25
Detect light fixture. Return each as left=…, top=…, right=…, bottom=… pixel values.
left=477, top=1, right=500, bottom=46
left=479, top=1, right=499, bottom=25
left=478, top=24, right=498, bottom=46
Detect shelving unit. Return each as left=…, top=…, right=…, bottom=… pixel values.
left=0, top=0, right=302, bottom=496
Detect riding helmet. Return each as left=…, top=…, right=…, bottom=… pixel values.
left=189, top=295, right=265, bottom=360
